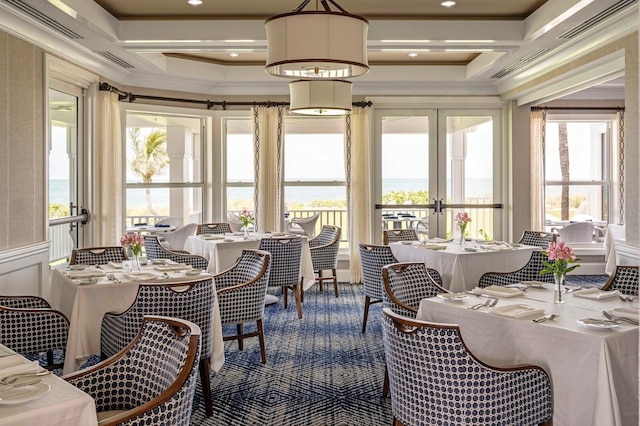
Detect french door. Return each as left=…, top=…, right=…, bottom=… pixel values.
left=374, top=108, right=503, bottom=242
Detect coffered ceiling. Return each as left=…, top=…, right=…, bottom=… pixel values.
left=0, top=0, right=635, bottom=98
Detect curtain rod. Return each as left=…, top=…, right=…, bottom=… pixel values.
left=531, top=106, right=624, bottom=111
left=99, top=82, right=373, bottom=109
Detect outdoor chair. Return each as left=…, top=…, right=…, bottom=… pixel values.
left=551, top=222, right=596, bottom=243
left=287, top=213, right=320, bottom=238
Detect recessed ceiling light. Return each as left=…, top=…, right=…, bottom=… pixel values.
left=441, top=1, right=456, bottom=7
left=188, top=0, right=203, bottom=5
left=408, top=53, right=418, bottom=58
left=229, top=53, right=240, bottom=57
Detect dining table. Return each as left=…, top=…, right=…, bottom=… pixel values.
left=48, top=264, right=224, bottom=375
left=184, top=232, right=317, bottom=291
left=390, top=239, right=541, bottom=292
left=0, top=344, right=97, bottom=426
left=417, top=285, right=638, bottom=426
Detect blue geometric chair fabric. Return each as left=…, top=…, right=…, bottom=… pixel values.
left=66, top=315, right=201, bottom=426
left=0, top=295, right=51, bottom=309
left=359, top=243, right=398, bottom=333
left=478, top=251, right=554, bottom=287
left=308, top=225, right=341, bottom=298
left=601, top=265, right=639, bottom=296
left=518, top=230, right=556, bottom=248
left=215, top=249, right=271, bottom=363
left=258, top=237, right=304, bottom=319
left=0, top=305, right=69, bottom=372
left=197, top=223, right=232, bottom=235
left=143, top=235, right=208, bottom=270
left=100, top=277, right=215, bottom=416
left=382, top=262, right=449, bottom=319
left=69, top=246, right=128, bottom=265
left=381, top=308, right=553, bottom=426
left=383, top=229, right=418, bottom=245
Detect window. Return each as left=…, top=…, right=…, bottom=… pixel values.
left=124, top=110, right=205, bottom=226
left=224, top=118, right=255, bottom=214
left=544, top=116, right=614, bottom=229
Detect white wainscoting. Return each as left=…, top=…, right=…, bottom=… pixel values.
left=0, top=242, right=51, bottom=299
left=615, top=242, right=640, bottom=266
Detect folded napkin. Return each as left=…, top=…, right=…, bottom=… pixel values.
left=505, top=283, right=528, bottom=291
left=153, top=264, right=190, bottom=272
left=201, top=234, right=224, bottom=240
left=0, top=360, right=42, bottom=381
left=474, top=285, right=524, bottom=298
left=107, top=261, right=122, bottom=269
left=124, top=272, right=158, bottom=281
left=491, top=304, right=545, bottom=319
left=67, top=270, right=106, bottom=279
left=426, top=237, right=452, bottom=243
left=607, top=307, right=639, bottom=320
left=417, top=244, right=447, bottom=250
left=573, top=288, right=620, bottom=300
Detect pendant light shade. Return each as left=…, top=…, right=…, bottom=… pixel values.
left=265, top=0, right=369, bottom=79
left=289, top=80, right=352, bottom=115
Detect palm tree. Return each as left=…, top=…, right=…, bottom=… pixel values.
left=128, top=127, right=169, bottom=215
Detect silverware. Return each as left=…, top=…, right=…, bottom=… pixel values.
left=0, top=377, right=44, bottom=392
left=533, top=314, right=557, bottom=323
left=618, top=294, right=635, bottom=302
left=3, top=370, right=51, bottom=384
left=467, top=297, right=497, bottom=310
left=602, top=310, right=639, bottom=326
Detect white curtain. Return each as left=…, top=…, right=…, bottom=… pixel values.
left=94, top=90, right=123, bottom=245
left=530, top=108, right=546, bottom=231
left=345, top=107, right=373, bottom=283
left=252, top=105, right=285, bottom=232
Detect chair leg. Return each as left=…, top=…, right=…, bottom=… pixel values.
left=393, top=418, right=404, bottom=426
left=283, top=286, right=289, bottom=309
left=199, top=358, right=214, bottom=417
left=257, top=319, right=267, bottom=364
left=362, top=296, right=371, bottom=333
left=332, top=268, right=338, bottom=297
left=318, top=270, right=324, bottom=291
left=293, top=280, right=303, bottom=319
left=382, top=364, right=389, bottom=398
left=237, top=324, right=244, bottom=350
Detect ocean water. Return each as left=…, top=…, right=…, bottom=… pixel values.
left=50, top=178, right=493, bottom=208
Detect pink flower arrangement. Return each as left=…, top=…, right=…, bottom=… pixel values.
left=540, top=240, right=580, bottom=277
left=239, top=209, right=255, bottom=228
left=455, top=211, right=471, bottom=236
left=121, top=232, right=144, bottom=256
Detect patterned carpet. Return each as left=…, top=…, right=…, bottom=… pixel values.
left=189, top=283, right=393, bottom=426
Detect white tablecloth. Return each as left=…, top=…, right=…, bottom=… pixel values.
left=417, top=290, right=638, bottom=426
left=185, top=233, right=316, bottom=291
left=390, top=241, right=540, bottom=292
left=49, top=266, right=224, bottom=375
left=0, top=345, right=97, bottom=426
left=604, top=224, right=626, bottom=275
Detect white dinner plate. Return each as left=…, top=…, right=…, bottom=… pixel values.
left=577, top=318, right=620, bottom=330
left=399, top=241, right=413, bottom=245
left=76, top=278, right=98, bottom=285
left=520, top=281, right=548, bottom=288
left=150, top=259, right=169, bottom=265
left=476, top=285, right=524, bottom=298
left=491, top=304, right=545, bottom=318
left=223, top=238, right=234, bottom=242
left=184, top=270, right=202, bottom=276
left=437, top=293, right=469, bottom=301
left=0, top=382, right=50, bottom=404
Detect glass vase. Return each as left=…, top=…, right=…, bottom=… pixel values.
left=131, top=255, right=141, bottom=272
left=243, top=226, right=250, bottom=240
left=553, top=273, right=565, bottom=304
left=459, top=226, right=466, bottom=246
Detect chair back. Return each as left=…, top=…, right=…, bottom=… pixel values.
left=215, top=249, right=271, bottom=326
left=554, top=222, right=595, bottom=243
left=227, top=214, right=244, bottom=232
left=68, top=316, right=201, bottom=426
left=309, top=225, right=341, bottom=271
left=155, top=217, right=181, bottom=227
left=143, top=235, right=208, bottom=270
left=258, top=237, right=302, bottom=288
left=289, top=213, right=320, bottom=238
left=381, top=308, right=552, bottom=426
left=359, top=244, right=398, bottom=301
left=69, top=246, right=127, bottom=265
left=101, top=278, right=215, bottom=360
left=0, top=306, right=69, bottom=360
left=382, top=262, right=447, bottom=318
left=478, top=250, right=554, bottom=287
left=518, top=230, right=556, bottom=248
left=0, top=295, right=51, bottom=309
left=198, top=223, right=232, bottom=235
left=601, top=265, right=639, bottom=296
left=383, top=229, right=418, bottom=245
left=158, top=223, right=198, bottom=251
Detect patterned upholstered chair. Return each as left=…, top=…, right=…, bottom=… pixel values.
left=0, top=295, right=51, bottom=309
left=259, top=237, right=304, bottom=319
left=359, top=243, right=398, bottom=333
left=383, top=229, right=419, bottom=245
left=0, top=304, right=69, bottom=373
left=381, top=308, right=553, bottom=426
left=69, top=246, right=127, bottom=265
left=197, top=222, right=232, bottom=235
left=518, top=230, right=556, bottom=248
left=143, top=235, right=208, bottom=270
left=66, top=316, right=201, bottom=426
left=308, top=225, right=341, bottom=298
left=478, top=251, right=554, bottom=288
left=215, top=249, right=271, bottom=363
left=601, top=265, right=639, bottom=296
left=100, top=277, right=216, bottom=416
left=382, top=262, right=449, bottom=318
